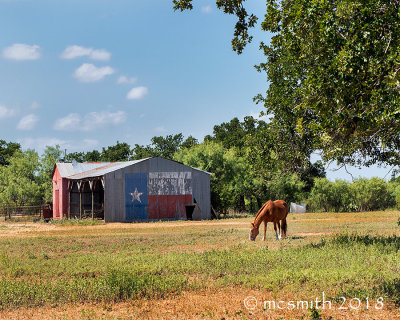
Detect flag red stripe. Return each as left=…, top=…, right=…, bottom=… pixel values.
left=148, top=195, right=192, bottom=219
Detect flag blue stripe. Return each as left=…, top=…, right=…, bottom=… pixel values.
left=125, top=173, right=148, bottom=220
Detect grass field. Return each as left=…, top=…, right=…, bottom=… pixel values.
left=0, top=211, right=400, bottom=319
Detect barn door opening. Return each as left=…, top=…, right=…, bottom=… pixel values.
left=69, top=179, right=104, bottom=219
left=70, top=182, right=80, bottom=218
left=92, top=180, right=104, bottom=219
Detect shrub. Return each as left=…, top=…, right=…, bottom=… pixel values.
left=352, top=178, right=395, bottom=211
left=308, top=177, right=395, bottom=212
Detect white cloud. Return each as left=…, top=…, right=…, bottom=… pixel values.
left=61, top=45, right=91, bottom=59
left=84, top=110, right=126, bottom=131
left=126, top=86, right=148, bottom=100
left=29, top=101, right=40, bottom=110
left=2, top=43, right=41, bottom=61
left=0, top=105, right=17, bottom=119
left=89, top=49, right=111, bottom=61
left=54, top=113, right=81, bottom=131
left=17, top=114, right=39, bottom=130
left=60, top=45, right=111, bottom=61
left=54, top=110, right=126, bottom=131
left=73, top=63, right=115, bottom=82
left=201, top=5, right=212, bottom=13
left=117, top=75, right=138, bottom=84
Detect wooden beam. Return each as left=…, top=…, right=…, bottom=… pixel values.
left=79, top=191, right=82, bottom=220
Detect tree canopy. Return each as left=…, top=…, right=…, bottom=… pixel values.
left=0, top=150, right=42, bottom=206
left=174, top=0, right=400, bottom=167
left=0, top=140, right=21, bottom=166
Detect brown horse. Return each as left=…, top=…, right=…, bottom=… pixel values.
left=249, top=200, right=289, bottom=241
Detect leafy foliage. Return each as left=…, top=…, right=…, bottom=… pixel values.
left=173, top=0, right=257, bottom=54
left=173, top=0, right=400, bottom=167
left=0, top=150, right=42, bottom=206
left=132, top=134, right=198, bottom=160
left=0, top=140, right=20, bottom=166
left=175, top=141, right=256, bottom=211
left=38, top=146, right=63, bottom=203
left=309, top=177, right=396, bottom=212
left=258, top=0, right=400, bottom=166
left=100, top=141, right=132, bottom=161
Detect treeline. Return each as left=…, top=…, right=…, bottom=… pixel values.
left=0, top=140, right=59, bottom=206
left=309, top=178, right=400, bottom=212
left=1, top=116, right=398, bottom=213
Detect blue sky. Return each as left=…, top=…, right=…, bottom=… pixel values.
left=0, top=0, right=392, bottom=181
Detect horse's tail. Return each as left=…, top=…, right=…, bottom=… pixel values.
left=281, top=218, right=287, bottom=237
left=282, top=201, right=289, bottom=237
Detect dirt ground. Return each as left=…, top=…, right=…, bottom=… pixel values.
left=0, top=287, right=398, bottom=320
left=1, top=212, right=399, bottom=319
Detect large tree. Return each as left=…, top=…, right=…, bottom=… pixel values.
left=0, top=140, right=21, bottom=166
left=38, top=146, right=63, bottom=203
left=175, top=141, right=257, bottom=211
left=132, top=134, right=198, bottom=160
left=173, top=0, right=400, bottom=167
left=0, top=150, right=42, bottom=206
left=100, top=141, right=132, bottom=161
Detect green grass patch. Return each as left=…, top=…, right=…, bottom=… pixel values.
left=45, top=218, right=105, bottom=226
left=1, top=231, right=400, bottom=309
left=0, top=270, right=187, bottom=309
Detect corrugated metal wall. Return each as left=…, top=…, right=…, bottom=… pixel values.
left=52, top=167, right=69, bottom=219
left=104, top=157, right=210, bottom=222
left=192, top=169, right=211, bottom=220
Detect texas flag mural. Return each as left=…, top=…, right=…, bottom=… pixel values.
left=125, top=172, right=192, bottom=220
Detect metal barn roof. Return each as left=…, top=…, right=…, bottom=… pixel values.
left=56, top=162, right=110, bottom=178
left=68, top=160, right=147, bottom=180
left=55, top=157, right=210, bottom=180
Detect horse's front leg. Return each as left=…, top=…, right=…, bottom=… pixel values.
left=262, top=221, right=267, bottom=241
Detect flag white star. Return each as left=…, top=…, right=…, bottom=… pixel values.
left=130, top=188, right=143, bottom=203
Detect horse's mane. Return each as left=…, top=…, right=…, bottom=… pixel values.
left=254, top=200, right=272, bottom=221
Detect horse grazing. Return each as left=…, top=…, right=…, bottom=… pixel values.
left=249, top=200, right=289, bottom=241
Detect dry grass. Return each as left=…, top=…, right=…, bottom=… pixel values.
left=0, top=211, right=400, bottom=319
left=1, top=287, right=400, bottom=320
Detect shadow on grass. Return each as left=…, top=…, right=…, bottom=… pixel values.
left=380, top=278, right=400, bottom=306
left=289, top=236, right=305, bottom=240
left=307, top=234, right=400, bottom=251
left=333, top=234, right=400, bottom=249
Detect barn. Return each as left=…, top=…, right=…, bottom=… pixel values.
left=52, top=157, right=211, bottom=222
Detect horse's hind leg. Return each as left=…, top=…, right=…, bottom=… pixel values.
left=274, top=222, right=279, bottom=240
left=262, top=221, right=267, bottom=241
left=277, top=221, right=282, bottom=239
left=281, top=218, right=287, bottom=238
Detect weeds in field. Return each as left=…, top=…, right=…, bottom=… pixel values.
left=309, top=306, right=321, bottom=320
left=1, top=217, right=400, bottom=310
left=46, top=218, right=104, bottom=226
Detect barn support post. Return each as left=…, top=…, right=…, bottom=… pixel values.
left=79, top=192, right=82, bottom=219
left=89, top=180, right=94, bottom=220
left=68, top=180, right=72, bottom=219
left=101, top=177, right=105, bottom=222
left=77, top=181, right=82, bottom=219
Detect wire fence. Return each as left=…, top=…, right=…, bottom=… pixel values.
left=0, top=204, right=52, bottom=222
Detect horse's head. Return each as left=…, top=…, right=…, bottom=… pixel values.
left=249, top=223, right=259, bottom=241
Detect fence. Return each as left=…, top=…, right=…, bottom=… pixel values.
left=0, top=205, right=52, bottom=222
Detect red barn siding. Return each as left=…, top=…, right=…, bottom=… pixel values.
left=52, top=167, right=69, bottom=219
